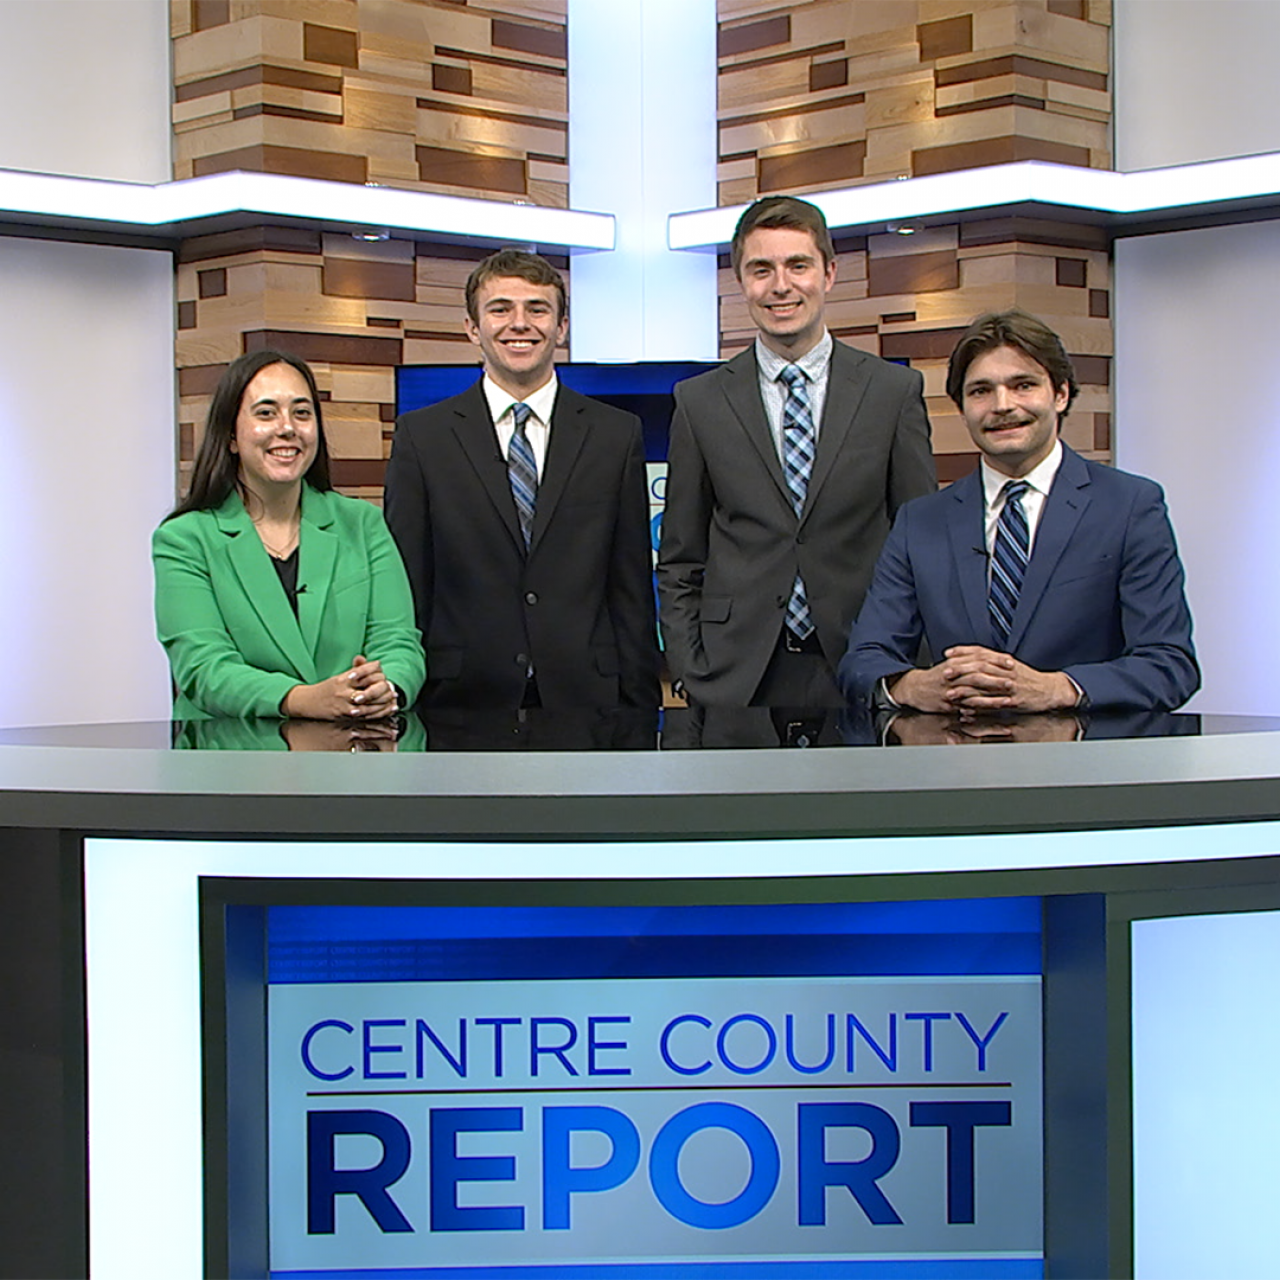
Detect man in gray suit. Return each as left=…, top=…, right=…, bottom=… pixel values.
left=657, top=197, right=935, bottom=707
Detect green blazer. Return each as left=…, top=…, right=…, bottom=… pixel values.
left=153, top=485, right=425, bottom=718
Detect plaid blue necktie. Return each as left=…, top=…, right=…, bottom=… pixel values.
left=779, top=365, right=815, bottom=640
left=507, top=402, right=538, bottom=551
left=989, top=479, right=1030, bottom=649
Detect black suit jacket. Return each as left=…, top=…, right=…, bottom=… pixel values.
left=384, top=381, right=659, bottom=708
left=657, top=340, right=935, bottom=705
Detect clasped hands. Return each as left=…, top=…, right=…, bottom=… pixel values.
left=281, top=655, right=400, bottom=721
left=888, top=645, right=1079, bottom=715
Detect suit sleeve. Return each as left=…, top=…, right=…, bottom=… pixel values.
left=1062, top=483, right=1200, bottom=710
left=836, top=504, right=925, bottom=703
left=887, top=366, right=937, bottom=514
left=609, top=417, right=661, bottom=706
left=152, top=519, right=300, bottom=718
left=383, top=417, right=435, bottom=644
left=357, top=502, right=427, bottom=706
left=656, top=388, right=712, bottom=685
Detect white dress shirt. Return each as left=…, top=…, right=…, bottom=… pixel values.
left=754, top=330, right=833, bottom=460
left=482, top=373, right=558, bottom=476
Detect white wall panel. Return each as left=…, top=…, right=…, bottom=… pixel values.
left=1115, top=0, right=1280, bottom=171
left=0, top=0, right=171, bottom=183
left=1114, top=221, right=1280, bottom=715
left=1132, top=909, right=1280, bottom=1276
left=0, top=236, right=174, bottom=726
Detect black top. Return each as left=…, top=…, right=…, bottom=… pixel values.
left=270, top=547, right=300, bottom=616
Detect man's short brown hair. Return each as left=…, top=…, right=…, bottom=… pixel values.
left=946, top=309, right=1080, bottom=421
left=730, top=196, right=836, bottom=276
left=465, top=248, right=568, bottom=323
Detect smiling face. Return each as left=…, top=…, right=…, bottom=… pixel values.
left=464, top=275, right=567, bottom=397
left=961, top=344, right=1070, bottom=478
left=737, top=225, right=837, bottom=358
left=230, top=362, right=319, bottom=495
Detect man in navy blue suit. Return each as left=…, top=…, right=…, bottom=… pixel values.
left=839, top=310, right=1199, bottom=712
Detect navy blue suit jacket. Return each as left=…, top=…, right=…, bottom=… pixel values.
left=838, top=446, right=1200, bottom=710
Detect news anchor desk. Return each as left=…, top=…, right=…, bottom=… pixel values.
left=2, top=715, right=1280, bottom=1279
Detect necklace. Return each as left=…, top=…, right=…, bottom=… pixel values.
left=252, top=511, right=301, bottom=560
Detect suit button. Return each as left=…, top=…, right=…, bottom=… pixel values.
left=796, top=534, right=806, bottom=545
left=524, top=591, right=538, bottom=605
left=515, top=652, right=529, bottom=667
left=776, top=595, right=786, bottom=608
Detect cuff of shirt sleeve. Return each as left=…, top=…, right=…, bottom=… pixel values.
left=875, top=673, right=909, bottom=712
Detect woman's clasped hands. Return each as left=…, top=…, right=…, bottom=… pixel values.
left=281, top=655, right=399, bottom=721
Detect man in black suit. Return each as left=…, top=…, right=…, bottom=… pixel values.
left=657, top=197, right=936, bottom=708
left=384, top=249, right=658, bottom=709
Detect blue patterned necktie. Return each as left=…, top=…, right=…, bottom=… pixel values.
left=507, top=402, right=538, bottom=550
left=989, top=479, right=1030, bottom=649
left=779, top=365, right=816, bottom=640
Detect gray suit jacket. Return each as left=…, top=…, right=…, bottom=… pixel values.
left=657, top=340, right=935, bottom=705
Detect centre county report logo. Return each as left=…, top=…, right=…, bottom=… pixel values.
left=267, top=975, right=1042, bottom=1272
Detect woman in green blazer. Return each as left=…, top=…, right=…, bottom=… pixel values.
left=153, top=350, right=424, bottom=719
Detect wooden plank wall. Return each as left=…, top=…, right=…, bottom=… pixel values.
left=170, top=0, right=567, bottom=499
left=717, top=0, right=1111, bottom=202
left=172, top=0, right=568, bottom=203
left=716, top=0, right=1114, bottom=473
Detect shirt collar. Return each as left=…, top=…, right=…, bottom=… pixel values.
left=755, top=329, right=833, bottom=384
left=981, top=438, right=1064, bottom=509
left=481, top=372, right=559, bottom=426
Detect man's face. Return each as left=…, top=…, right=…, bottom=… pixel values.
left=960, top=344, right=1069, bottom=478
left=464, top=275, right=567, bottom=395
left=737, top=225, right=836, bottom=358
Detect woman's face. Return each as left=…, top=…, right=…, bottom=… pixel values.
left=231, top=362, right=319, bottom=493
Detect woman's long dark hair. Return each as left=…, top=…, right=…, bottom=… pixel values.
left=167, top=349, right=332, bottom=520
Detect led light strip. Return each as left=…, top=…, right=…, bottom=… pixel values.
left=668, top=154, right=1280, bottom=249
left=6, top=153, right=1278, bottom=255
left=0, top=168, right=616, bottom=249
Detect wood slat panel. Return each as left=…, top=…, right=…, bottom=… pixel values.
left=323, top=258, right=417, bottom=302
left=719, top=15, right=791, bottom=58
left=192, top=142, right=368, bottom=182
left=172, top=0, right=567, bottom=193
left=716, top=1, right=1110, bottom=202
left=415, top=144, right=526, bottom=194
left=918, top=14, right=972, bottom=61
left=759, top=140, right=867, bottom=191
left=867, top=248, right=959, bottom=296
left=491, top=17, right=567, bottom=60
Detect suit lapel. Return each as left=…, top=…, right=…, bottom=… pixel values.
left=531, top=386, right=588, bottom=554
left=296, top=487, right=337, bottom=668
left=943, top=470, right=993, bottom=642
left=450, top=384, right=525, bottom=552
left=215, top=495, right=316, bottom=681
left=722, top=349, right=791, bottom=507
left=804, top=342, right=870, bottom=520
left=1006, top=446, right=1090, bottom=652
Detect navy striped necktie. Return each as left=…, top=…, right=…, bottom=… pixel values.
left=779, top=365, right=816, bottom=640
left=508, top=402, right=537, bottom=550
left=989, top=479, right=1030, bottom=649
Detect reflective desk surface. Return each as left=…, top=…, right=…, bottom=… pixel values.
left=3, top=710, right=1280, bottom=840
left=1, top=708, right=1277, bottom=752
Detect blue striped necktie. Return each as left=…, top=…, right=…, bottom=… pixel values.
left=779, top=365, right=816, bottom=641
left=507, top=402, right=537, bottom=550
left=989, top=479, right=1030, bottom=649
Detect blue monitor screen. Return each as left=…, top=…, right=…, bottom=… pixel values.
left=395, top=362, right=721, bottom=463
